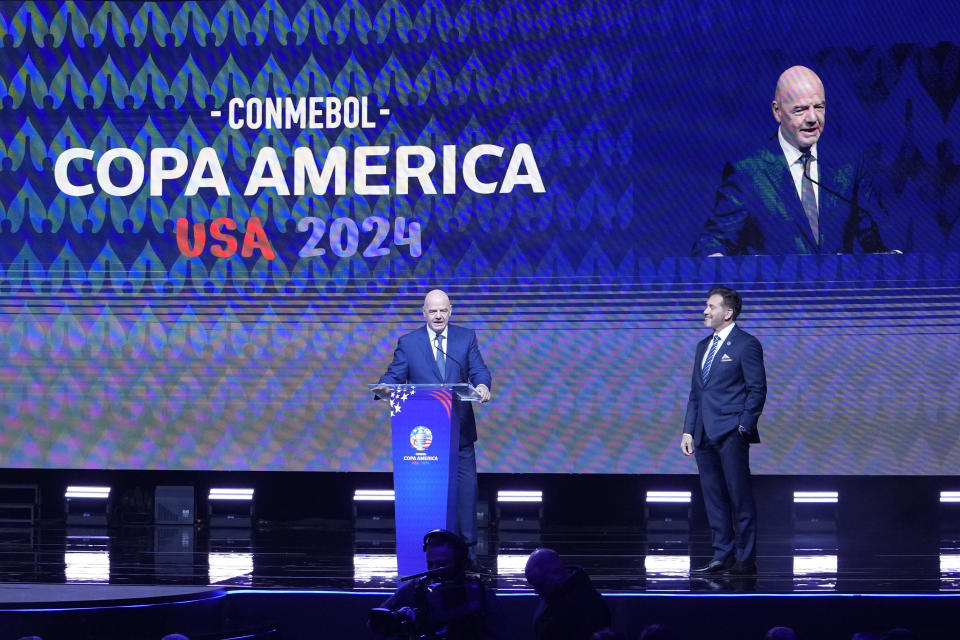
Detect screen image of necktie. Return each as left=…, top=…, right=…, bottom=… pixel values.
left=434, top=332, right=445, bottom=376
left=701, top=334, right=720, bottom=384
left=800, top=150, right=819, bottom=244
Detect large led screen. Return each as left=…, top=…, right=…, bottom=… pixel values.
left=0, top=1, right=958, bottom=474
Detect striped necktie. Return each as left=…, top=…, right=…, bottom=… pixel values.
left=701, top=335, right=721, bottom=384
left=434, top=332, right=445, bottom=376
left=800, top=150, right=819, bottom=244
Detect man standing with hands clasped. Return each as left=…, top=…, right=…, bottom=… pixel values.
left=378, top=289, right=492, bottom=562
left=682, top=287, right=767, bottom=576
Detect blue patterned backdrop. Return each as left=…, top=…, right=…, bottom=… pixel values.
left=0, top=1, right=958, bottom=473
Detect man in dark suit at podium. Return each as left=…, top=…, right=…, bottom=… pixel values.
left=682, top=287, right=767, bottom=576
left=379, top=289, right=492, bottom=557
left=693, top=65, right=888, bottom=256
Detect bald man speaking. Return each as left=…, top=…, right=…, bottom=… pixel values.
left=694, top=65, right=888, bottom=256
left=379, top=289, right=492, bottom=560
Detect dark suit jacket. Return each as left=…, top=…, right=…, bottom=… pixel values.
left=694, top=137, right=888, bottom=255
left=532, top=566, right=611, bottom=640
left=379, top=324, right=492, bottom=445
left=683, top=325, right=767, bottom=445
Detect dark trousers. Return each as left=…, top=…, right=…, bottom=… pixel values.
left=694, top=430, right=757, bottom=564
left=457, top=443, right=478, bottom=550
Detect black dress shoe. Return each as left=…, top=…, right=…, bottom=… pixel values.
left=691, top=559, right=732, bottom=574
left=689, top=575, right=730, bottom=591
left=726, top=561, right=758, bottom=576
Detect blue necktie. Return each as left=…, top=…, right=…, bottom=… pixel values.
left=701, top=335, right=721, bottom=384
left=434, top=333, right=445, bottom=377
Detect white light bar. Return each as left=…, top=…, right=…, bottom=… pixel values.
left=208, top=551, right=253, bottom=585
left=496, top=553, right=530, bottom=575
left=353, top=553, right=398, bottom=583
left=65, top=551, right=110, bottom=583
left=793, top=491, right=838, bottom=503
left=497, top=490, right=543, bottom=503
left=646, top=491, right=692, bottom=503
left=940, top=491, right=960, bottom=503
left=940, top=554, right=960, bottom=573
left=209, top=488, right=254, bottom=501
left=793, top=554, right=838, bottom=575
left=65, top=486, right=111, bottom=499
left=645, top=555, right=690, bottom=575
left=354, top=489, right=396, bottom=502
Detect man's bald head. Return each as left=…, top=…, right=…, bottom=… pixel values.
left=774, top=66, right=824, bottom=104
left=422, top=289, right=452, bottom=333
left=525, top=548, right=569, bottom=597
left=772, top=66, right=826, bottom=150
left=424, top=289, right=450, bottom=309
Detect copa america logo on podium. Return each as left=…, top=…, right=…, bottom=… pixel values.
left=409, top=426, right=433, bottom=452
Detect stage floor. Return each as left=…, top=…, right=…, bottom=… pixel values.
left=2, top=520, right=959, bottom=597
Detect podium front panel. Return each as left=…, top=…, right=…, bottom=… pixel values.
left=389, top=387, right=459, bottom=576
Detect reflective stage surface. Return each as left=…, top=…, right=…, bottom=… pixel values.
left=4, top=499, right=960, bottom=640
left=2, top=520, right=960, bottom=596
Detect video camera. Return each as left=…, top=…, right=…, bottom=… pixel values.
left=369, top=572, right=486, bottom=640
left=370, top=529, right=487, bottom=639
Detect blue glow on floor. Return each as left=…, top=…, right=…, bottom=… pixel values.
left=224, top=589, right=960, bottom=599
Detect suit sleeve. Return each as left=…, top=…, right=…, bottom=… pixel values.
left=693, top=161, right=751, bottom=256
left=738, top=336, right=767, bottom=431
left=379, top=337, right=410, bottom=385
left=465, top=331, right=492, bottom=389
left=682, top=347, right=701, bottom=436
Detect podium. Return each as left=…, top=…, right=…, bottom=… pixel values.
left=370, top=383, right=480, bottom=576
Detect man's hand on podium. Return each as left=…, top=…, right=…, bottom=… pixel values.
left=371, top=384, right=391, bottom=401
left=475, top=384, right=491, bottom=403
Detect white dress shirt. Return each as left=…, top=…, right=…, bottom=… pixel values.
left=428, top=325, right=449, bottom=360
left=702, top=322, right=736, bottom=369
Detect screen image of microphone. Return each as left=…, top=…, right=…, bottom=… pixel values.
left=802, top=160, right=879, bottom=217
